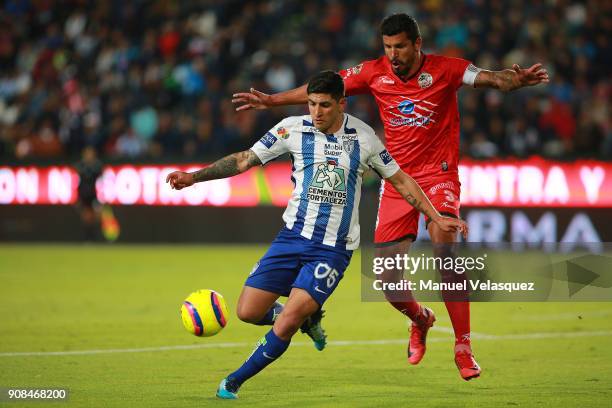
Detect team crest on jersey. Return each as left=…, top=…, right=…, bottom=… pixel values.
left=418, top=72, right=433, bottom=89
left=342, top=139, right=354, bottom=153
left=277, top=126, right=289, bottom=139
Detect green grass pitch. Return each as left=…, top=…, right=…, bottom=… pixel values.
left=1, top=244, right=611, bottom=407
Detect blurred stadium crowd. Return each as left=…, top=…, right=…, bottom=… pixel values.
left=0, top=0, right=609, bottom=163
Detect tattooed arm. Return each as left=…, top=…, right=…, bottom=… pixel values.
left=474, top=63, right=549, bottom=92
left=385, top=170, right=468, bottom=237
left=166, top=149, right=262, bottom=190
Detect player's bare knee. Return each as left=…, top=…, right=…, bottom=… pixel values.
left=236, top=304, right=262, bottom=324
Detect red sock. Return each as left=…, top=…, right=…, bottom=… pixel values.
left=389, top=300, right=421, bottom=321
left=444, top=301, right=471, bottom=346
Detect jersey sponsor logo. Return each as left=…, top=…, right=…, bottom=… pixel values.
left=307, top=162, right=347, bottom=205
left=389, top=98, right=436, bottom=128
left=324, top=142, right=343, bottom=157
left=398, top=99, right=415, bottom=114
left=277, top=126, right=289, bottom=139
left=418, top=72, right=433, bottom=88
left=379, top=150, right=393, bottom=165
left=390, top=116, right=432, bottom=127
left=379, top=75, right=395, bottom=85
left=259, top=132, right=277, bottom=148
left=429, top=181, right=455, bottom=194
left=313, top=163, right=346, bottom=191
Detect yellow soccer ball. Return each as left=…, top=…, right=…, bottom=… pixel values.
left=181, top=289, right=229, bottom=337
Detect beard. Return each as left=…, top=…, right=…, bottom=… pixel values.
left=391, top=54, right=417, bottom=77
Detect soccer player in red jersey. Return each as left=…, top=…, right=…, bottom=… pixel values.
left=232, top=14, right=548, bottom=380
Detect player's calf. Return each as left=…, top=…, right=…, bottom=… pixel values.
left=375, top=239, right=422, bottom=321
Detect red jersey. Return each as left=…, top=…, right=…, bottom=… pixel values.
left=339, top=54, right=471, bottom=181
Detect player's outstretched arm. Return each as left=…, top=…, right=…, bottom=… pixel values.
left=385, top=170, right=468, bottom=238
left=232, top=84, right=308, bottom=112
left=474, top=63, right=549, bottom=92
left=166, top=150, right=262, bottom=190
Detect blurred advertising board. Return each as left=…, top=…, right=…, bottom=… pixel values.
left=1, top=158, right=611, bottom=208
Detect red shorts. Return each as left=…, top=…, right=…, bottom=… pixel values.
left=374, top=176, right=461, bottom=244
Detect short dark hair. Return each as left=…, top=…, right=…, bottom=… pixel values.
left=306, top=70, right=344, bottom=101
left=380, top=14, right=421, bottom=43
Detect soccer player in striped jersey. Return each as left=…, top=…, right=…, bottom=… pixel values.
left=167, top=71, right=467, bottom=399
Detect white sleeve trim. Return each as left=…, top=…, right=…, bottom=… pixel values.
left=462, top=64, right=482, bottom=86
left=249, top=146, right=268, bottom=165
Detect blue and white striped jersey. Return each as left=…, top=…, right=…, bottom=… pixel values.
left=251, top=114, right=400, bottom=250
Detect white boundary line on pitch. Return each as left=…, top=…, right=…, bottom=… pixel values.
left=1, top=330, right=611, bottom=357
left=515, top=310, right=612, bottom=321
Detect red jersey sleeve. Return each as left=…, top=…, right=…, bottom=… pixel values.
left=443, top=57, right=472, bottom=89
left=339, top=62, right=371, bottom=96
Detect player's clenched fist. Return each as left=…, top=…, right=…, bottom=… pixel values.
left=166, top=171, right=194, bottom=190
